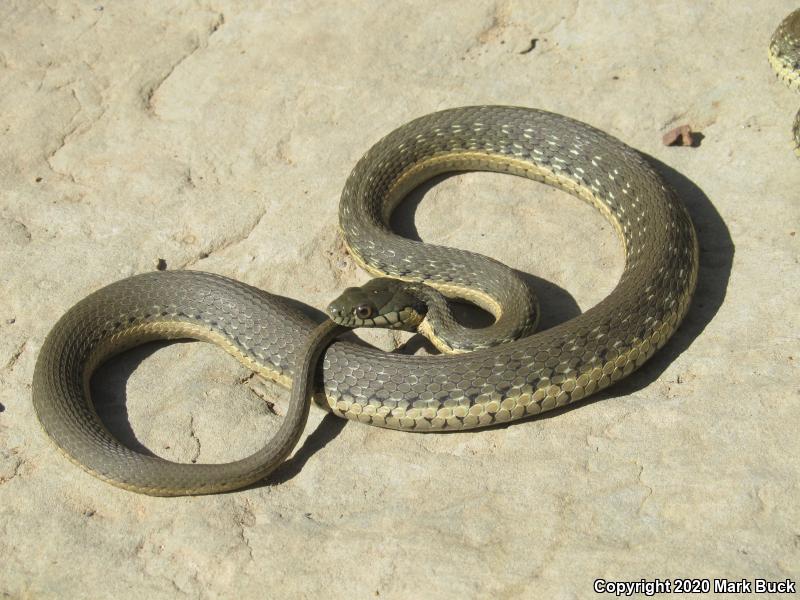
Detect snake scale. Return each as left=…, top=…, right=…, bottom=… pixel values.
left=33, top=106, right=699, bottom=495
left=769, top=8, right=800, bottom=154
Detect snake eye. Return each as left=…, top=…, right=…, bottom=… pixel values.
left=354, top=304, right=373, bottom=319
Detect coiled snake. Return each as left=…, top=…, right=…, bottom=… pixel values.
left=33, top=106, right=699, bottom=495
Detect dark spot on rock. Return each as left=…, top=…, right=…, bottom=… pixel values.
left=155, top=258, right=167, bottom=270
left=519, top=38, right=538, bottom=54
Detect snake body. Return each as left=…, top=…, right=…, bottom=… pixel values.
left=769, top=8, right=800, bottom=154
left=33, top=106, right=699, bottom=495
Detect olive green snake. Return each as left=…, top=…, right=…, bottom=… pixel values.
left=33, top=105, right=700, bottom=495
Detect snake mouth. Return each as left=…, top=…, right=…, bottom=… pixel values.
left=327, top=312, right=356, bottom=328
left=326, top=304, right=356, bottom=327
left=326, top=307, right=405, bottom=329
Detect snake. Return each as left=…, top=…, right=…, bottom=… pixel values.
left=770, top=8, right=800, bottom=154
left=32, top=106, right=699, bottom=495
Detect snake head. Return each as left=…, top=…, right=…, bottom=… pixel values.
left=326, top=278, right=427, bottom=330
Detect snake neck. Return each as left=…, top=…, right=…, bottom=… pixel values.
left=400, top=281, right=530, bottom=354
left=342, top=229, right=539, bottom=353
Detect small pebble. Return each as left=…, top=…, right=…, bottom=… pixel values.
left=662, top=124, right=697, bottom=147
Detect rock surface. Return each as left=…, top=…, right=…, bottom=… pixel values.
left=1, top=1, right=798, bottom=598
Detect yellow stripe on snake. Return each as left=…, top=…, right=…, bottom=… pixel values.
left=33, top=106, right=699, bottom=495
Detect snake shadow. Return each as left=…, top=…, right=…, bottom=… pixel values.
left=92, top=341, right=187, bottom=457
left=529, top=156, right=733, bottom=423
left=556, top=157, right=731, bottom=424
left=258, top=411, right=347, bottom=487
left=91, top=336, right=350, bottom=491
left=390, top=161, right=734, bottom=425
left=509, top=155, right=733, bottom=426
left=598, top=155, right=734, bottom=396
left=91, top=339, right=348, bottom=477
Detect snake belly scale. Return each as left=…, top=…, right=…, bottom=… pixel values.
left=33, top=106, right=699, bottom=495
